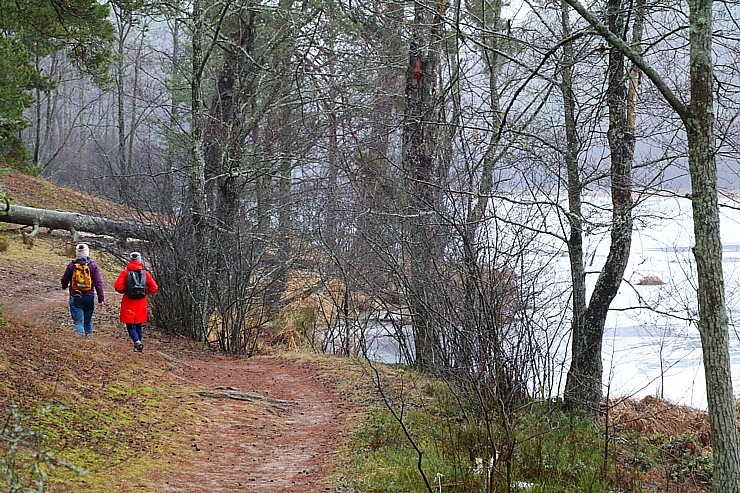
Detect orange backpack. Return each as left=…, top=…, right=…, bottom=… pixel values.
left=71, top=262, right=93, bottom=291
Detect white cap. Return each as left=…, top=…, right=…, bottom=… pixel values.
left=76, top=243, right=89, bottom=258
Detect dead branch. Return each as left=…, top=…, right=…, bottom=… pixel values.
left=156, top=351, right=197, bottom=368
left=194, top=388, right=295, bottom=406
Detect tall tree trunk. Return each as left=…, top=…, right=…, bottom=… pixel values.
left=32, top=54, right=43, bottom=168
left=163, top=19, right=181, bottom=211
left=403, top=0, right=444, bottom=370
left=204, top=11, right=255, bottom=228
left=686, top=0, right=740, bottom=487
left=127, top=30, right=144, bottom=182
left=564, top=0, right=636, bottom=410
left=115, top=14, right=131, bottom=201
left=266, top=151, right=293, bottom=314
left=559, top=0, right=587, bottom=407
left=190, top=0, right=211, bottom=341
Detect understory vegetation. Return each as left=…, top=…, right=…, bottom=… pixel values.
left=0, top=171, right=719, bottom=493
left=0, top=340, right=720, bottom=493
left=338, top=364, right=713, bottom=492
left=3, top=0, right=740, bottom=481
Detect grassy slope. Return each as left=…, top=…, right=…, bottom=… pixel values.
left=0, top=247, right=191, bottom=492
left=0, top=169, right=382, bottom=492
left=1, top=169, right=132, bottom=217
left=0, top=168, right=200, bottom=491
left=1, top=169, right=716, bottom=493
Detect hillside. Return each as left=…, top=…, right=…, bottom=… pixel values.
left=0, top=170, right=369, bottom=492
left=0, top=169, right=720, bottom=492
left=1, top=170, right=124, bottom=216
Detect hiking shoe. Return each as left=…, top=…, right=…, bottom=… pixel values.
left=134, top=340, right=144, bottom=352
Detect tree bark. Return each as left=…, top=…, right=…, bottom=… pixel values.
left=686, top=0, right=740, bottom=487
left=0, top=204, right=157, bottom=241
left=560, top=0, right=588, bottom=408
left=204, top=11, right=255, bottom=228
left=564, top=0, right=636, bottom=411
left=189, top=0, right=212, bottom=343
left=403, top=0, right=444, bottom=370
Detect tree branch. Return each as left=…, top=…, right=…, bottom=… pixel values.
left=561, top=0, right=688, bottom=121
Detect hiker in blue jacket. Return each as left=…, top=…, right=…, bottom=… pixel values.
left=60, top=243, right=105, bottom=338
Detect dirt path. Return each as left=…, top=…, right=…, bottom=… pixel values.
left=0, top=247, right=353, bottom=493
left=156, top=354, right=350, bottom=493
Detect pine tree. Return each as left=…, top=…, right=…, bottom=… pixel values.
left=0, top=0, right=115, bottom=166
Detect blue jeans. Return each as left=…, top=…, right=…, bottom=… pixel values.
left=69, top=295, right=95, bottom=335
left=127, top=323, right=143, bottom=343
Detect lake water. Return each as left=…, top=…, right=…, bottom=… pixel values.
left=352, top=195, right=740, bottom=411
left=599, top=196, right=740, bottom=410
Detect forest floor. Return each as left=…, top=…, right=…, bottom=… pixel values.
left=0, top=172, right=367, bottom=492
left=0, top=237, right=361, bottom=492
left=1, top=170, right=718, bottom=493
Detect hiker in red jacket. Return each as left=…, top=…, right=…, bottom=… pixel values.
left=114, top=252, right=158, bottom=352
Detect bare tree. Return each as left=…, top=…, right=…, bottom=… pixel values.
left=563, top=0, right=642, bottom=411
left=561, top=0, right=740, bottom=487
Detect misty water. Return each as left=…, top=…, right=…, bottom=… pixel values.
left=335, top=195, right=740, bottom=411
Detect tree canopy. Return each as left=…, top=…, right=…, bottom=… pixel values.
left=0, top=0, right=115, bottom=167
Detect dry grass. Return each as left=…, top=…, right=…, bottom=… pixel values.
left=0, top=168, right=158, bottom=224
left=637, top=275, right=665, bottom=286
left=607, top=395, right=710, bottom=445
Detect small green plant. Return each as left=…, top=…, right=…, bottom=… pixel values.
left=341, top=376, right=686, bottom=492
left=1, top=407, right=85, bottom=492
left=342, top=377, right=497, bottom=492
left=662, top=434, right=713, bottom=485
left=512, top=408, right=613, bottom=491
left=0, top=236, right=8, bottom=252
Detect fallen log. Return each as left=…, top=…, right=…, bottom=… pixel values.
left=0, top=204, right=159, bottom=241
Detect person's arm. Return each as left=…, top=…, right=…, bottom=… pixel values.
left=113, top=270, right=128, bottom=294
left=91, top=262, right=105, bottom=303
left=60, top=263, right=72, bottom=289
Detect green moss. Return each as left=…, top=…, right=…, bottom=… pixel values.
left=18, top=380, right=182, bottom=492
